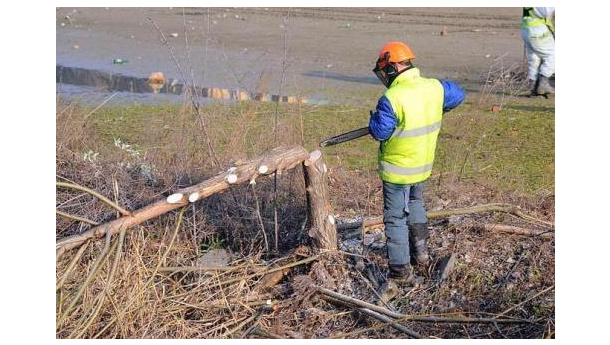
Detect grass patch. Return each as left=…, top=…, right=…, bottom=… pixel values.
left=81, top=93, right=553, bottom=196
left=436, top=98, right=554, bottom=194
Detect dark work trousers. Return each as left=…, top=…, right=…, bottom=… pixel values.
left=382, top=181, right=427, bottom=267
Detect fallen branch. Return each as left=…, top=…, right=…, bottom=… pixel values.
left=56, top=241, right=90, bottom=291
left=337, top=203, right=553, bottom=232
left=357, top=307, right=421, bottom=338
left=216, top=255, right=318, bottom=287
left=56, top=181, right=131, bottom=216
left=167, top=299, right=276, bottom=312
left=321, top=295, right=421, bottom=338
left=479, top=223, right=553, bottom=238
left=497, top=285, right=555, bottom=317
left=56, top=145, right=310, bottom=255
left=149, top=208, right=186, bottom=279
left=316, top=285, right=403, bottom=318
left=240, top=308, right=268, bottom=338
left=157, top=265, right=255, bottom=273
left=56, top=210, right=99, bottom=226
left=316, top=286, right=527, bottom=324
left=221, top=308, right=265, bottom=338
left=171, top=284, right=290, bottom=310
left=85, top=211, right=185, bottom=338
left=57, top=232, right=113, bottom=330
left=69, top=228, right=127, bottom=338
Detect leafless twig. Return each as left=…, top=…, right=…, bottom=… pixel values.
left=148, top=16, right=220, bottom=167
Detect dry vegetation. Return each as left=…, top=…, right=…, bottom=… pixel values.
left=56, top=75, right=555, bottom=338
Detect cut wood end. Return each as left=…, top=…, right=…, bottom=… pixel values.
left=258, top=165, right=269, bottom=174
left=188, top=192, right=200, bottom=202
left=249, top=172, right=258, bottom=185
left=166, top=193, right=184, bottom=204
left=226, top=174, right=238, bottom=184
left=327, top=214, right=335, bottom=225
left=304, top=150, right=322, bottom=166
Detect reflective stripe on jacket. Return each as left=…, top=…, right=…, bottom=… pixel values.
left=373, top=68, right=444, bottom=185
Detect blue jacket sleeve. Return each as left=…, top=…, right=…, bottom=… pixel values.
left=369, top=95, right=397, bottom=141
left=439, top=79, right=466, bottom=112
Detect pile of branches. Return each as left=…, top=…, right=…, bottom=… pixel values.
left=56, top=167, right=555, bottom=338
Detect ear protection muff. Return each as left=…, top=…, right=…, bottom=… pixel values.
left=382, top=52, right=398, bottom=78
left=373, top=52, right=400, bottom=88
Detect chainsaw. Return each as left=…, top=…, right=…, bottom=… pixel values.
left=319, top=126, right=370, bottom=147
left=319, top=108, right=453, bottom=147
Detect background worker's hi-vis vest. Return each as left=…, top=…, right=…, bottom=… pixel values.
left=522, top=7, right=554, bottom=34
left=379, top=68, right=444, bottom=185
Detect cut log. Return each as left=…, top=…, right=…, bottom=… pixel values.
left=56, top=145, right=310, bottom=255
left=302, top=150, right=337, bottom=251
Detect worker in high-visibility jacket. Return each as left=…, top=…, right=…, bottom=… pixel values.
left=521, top=7, right=555, bottom=96
left=370, top=41, right=465, bottom=285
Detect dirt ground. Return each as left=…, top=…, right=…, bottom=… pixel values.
left=56, top=7, right=524, bottom=104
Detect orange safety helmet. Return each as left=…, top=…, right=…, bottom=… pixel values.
left=378, top=41, right=416, bottom=67
left=373, top=41, right=416, bottom=87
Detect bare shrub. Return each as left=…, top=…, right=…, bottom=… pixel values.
left=476, top=53, right=529, bottom=111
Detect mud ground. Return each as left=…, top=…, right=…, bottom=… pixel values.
left=56, top=7, right=525, bottom=105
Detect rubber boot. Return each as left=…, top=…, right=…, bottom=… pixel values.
left=388, top=264, right=416, bottom=284
left=377, top=264, right=416, bottom=304
left=535, top=74, right=555, bottom=96
left=528, top=78, right=538, bottom=97
left=409, top=223, right=430, bottom=266
left=377, top=278, right=399, bottom=305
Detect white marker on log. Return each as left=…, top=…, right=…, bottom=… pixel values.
left=166, top=193, right=184, bottom=204
left=188, top=192, right=200, bottom=202
left=327, top=214, right=335, bottom=225
left=258, top=165, right=268, bottom=174
left=226, top=174, right=238, bottom=184
left=323, top=163, right=328, bottom=174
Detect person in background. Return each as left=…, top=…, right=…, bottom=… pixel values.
left=369, top=41, right=465, bottom=287
left=521, top=7, right=555, bottom=96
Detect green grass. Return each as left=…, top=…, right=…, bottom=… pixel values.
left=436, top=99, right=555, bottom=194
left=83, top=93, right=554, bottom=196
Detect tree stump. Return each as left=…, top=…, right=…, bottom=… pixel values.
left=302, top=150, right=337, bottom=251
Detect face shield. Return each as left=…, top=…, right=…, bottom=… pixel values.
left=372, top=52, right=398, bottom=88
